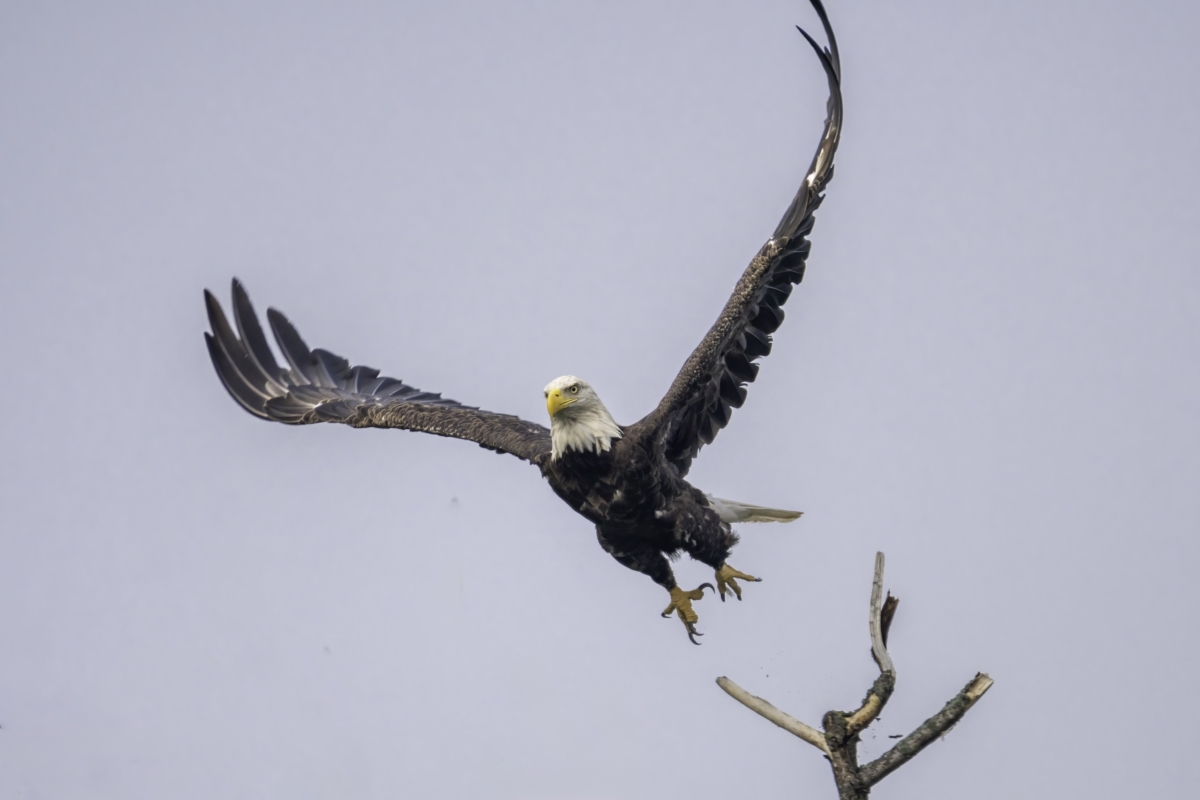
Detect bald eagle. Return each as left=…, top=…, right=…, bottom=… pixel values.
left=204, top=0, right=841, bottom=643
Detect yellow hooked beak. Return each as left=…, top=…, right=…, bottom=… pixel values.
left=546, top=388, right=577, bottom=417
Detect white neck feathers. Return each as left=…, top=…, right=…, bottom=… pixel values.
left=550, top=405, right=622, bottom=460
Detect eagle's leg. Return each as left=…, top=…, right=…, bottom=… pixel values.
left=661, top=584, right=715, bottom=644
left=672, top=513, right=762, bottom=603
left=595, top=526, right=713, bottom=644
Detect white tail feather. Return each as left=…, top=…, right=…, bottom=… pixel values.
left=705, top=495, right=803, bottom=524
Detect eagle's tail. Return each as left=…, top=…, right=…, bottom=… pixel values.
left=705, top=495, right=803, bottom=524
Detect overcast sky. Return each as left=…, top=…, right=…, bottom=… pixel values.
left=2, top=1, right=1198, bottom=797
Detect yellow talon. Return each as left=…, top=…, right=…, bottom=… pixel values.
left=662, top=584, right=714, bottom=644
left=715, top=563, right=761, bottom=601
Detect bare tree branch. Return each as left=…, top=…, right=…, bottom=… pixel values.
left=716, top=552, right=993, bottom=798
left=844, top=672, right=895, bottom=736
left=844, top=694, right=883, bottom=733
left=716, top=676, right=830, bottom=755
left=851, top=555, right=898, bottom=737
left=858, top=672, right=994, bottom=786
left=868, top=552, right=894, bottom=675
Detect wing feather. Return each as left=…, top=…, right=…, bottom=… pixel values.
left=636, top=0, right=842, bottom=476
left=231, top=279, right=287, bottom=388
left=205, top=331, right=270, bottom=416
left=204, top=282, right=551, bottom=465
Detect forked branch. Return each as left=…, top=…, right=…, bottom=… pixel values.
left=716, top=552, right=992, bottom=799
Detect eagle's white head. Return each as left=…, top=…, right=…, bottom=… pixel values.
left=543, top=375, right=622, bottom=460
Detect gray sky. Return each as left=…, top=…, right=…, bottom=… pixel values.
left=2, top=0, right=1198, bottom=797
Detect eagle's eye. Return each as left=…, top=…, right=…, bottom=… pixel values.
left=569, top=385, right=579, bottom=394
left=544, top=391, right=549, bottom=398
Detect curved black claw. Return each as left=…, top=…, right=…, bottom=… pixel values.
left=685, top=586, right=714, bottom=644
left=690, top=585, right=715, bottom=643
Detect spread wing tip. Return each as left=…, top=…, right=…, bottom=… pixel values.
left=202, top=281, right=552, bottom=462
left=774, top=3, right=843, bottom=241
left=804, top=0, right=841, bottom=79
left=647, top=0, right=844, bottom=475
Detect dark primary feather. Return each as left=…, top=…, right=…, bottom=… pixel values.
left=635, top=0, right=842, bottom=477
left=205, top=280, right=552, bottom=464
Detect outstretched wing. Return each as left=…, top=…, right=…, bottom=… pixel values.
left=639, top=0, right=842, bottom=477
left=204, top=280, right=552, bottom=465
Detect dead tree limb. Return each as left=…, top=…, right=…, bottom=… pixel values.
left=716, top=677, right=831, bottom=755
left=867, top=551, right=894, bottom=675
left=716, top=552, right=992, bottom=799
